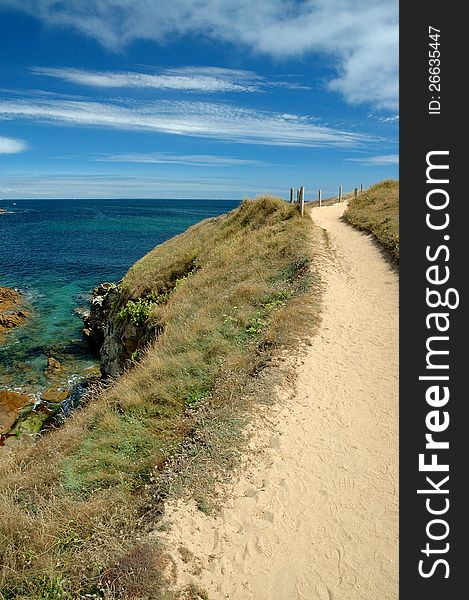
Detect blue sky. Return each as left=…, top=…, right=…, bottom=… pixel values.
left=0, top=0, right=398, bottom=199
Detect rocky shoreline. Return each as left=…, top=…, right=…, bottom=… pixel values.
left=0, top=286, right=29, bottom=338
left=0, top=372, right=99, bottom=448
left=1, top=278, right=158, bottom=447
left=0, top=285, right=101, bottom=447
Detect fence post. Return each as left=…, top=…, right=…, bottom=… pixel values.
left=300, top=186, right=305, bottom=217
left=296, top=188, right=300, bottom=204
left=360, top=182, right=364, bottom=193
left=290, top=187, right=294, bottom=204
left=354, top=187, right=358, bottom=199
left=318, top=189, right=322, bottom=208
left=339, top=185, right=343, bottom=202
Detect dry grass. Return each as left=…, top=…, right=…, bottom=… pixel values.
left=344, top=180, right=399, bottom=263
left=0, top=196, right=326, bottom=599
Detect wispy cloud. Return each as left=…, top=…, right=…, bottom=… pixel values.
left=0, top=172, right=276, bottom=198
left=31, top=66, right=265, bottom=93
left=368, top=113, right=399, bottom=123
left=347, top=154, right=399, bottom=166
left=0, top=136, right=27, bottom=154
left=270, top=81, right=312, bottom=91
left=379, top=115, right=399, bottom=123
left=0, top=96, right=374, bottom=147
left=96, top=152, right=263, bottom=166
left=4, top=0, right=398, bottom=110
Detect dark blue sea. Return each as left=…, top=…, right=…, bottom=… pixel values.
left=0, top=198, right=239, bottom=394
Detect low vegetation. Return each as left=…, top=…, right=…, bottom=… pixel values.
left=344, top=179, right=399, bottom=263
left=0, top=196, right=326, bottom=599
left=115, top=291, right=169, bottom=327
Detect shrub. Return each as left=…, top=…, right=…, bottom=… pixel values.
left=116, top=292, right=169, bottom=327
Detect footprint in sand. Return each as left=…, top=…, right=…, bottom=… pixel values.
left=314, top=581, right=333, bottom=600
left=254, top=535, right=273, bottom=559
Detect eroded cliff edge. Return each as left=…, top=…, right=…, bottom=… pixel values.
left=83, top=281, right=167, bottom=377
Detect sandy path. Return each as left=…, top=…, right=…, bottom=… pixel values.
left=154, top=202, right=399, bottom=599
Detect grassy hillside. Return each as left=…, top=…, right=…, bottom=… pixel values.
left=0, top=196, right=326, bottom=599
left=344, top=180, right=399, bottom=263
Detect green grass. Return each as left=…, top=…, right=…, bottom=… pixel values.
left=0, top=196, right=326, bottom=599
left=344, top=179, right=399, bottom=263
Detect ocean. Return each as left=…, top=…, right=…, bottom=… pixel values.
left=0, top=198, right=239, bottom=394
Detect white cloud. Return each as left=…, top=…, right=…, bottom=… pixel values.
left=96, top=152, right=262, bottom=166
left=0, top=136, right=27, bottom=153
left=347, top=154, right=399, bottom=166
left=327, top=20, right=398, bottom=110
left=31, top=66, right=264, bottom=93
left=4, top=0, right=398, bottom=109
left=0, top=97, right=374, bottom=147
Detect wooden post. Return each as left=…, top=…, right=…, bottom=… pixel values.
left=339, top=185, right=343, bottom=202
left=289, top=187, right=294, bottom=204
left=296, top=188, right=300, bottom=204
left=354, top=187, right=358, bottom=199
left=318, top=189, right=322, bottom=208
left=300, top=186, right=305, bottom=217
left=360, top=182, right=364, bottom=193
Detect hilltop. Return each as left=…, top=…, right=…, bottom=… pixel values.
left=0, top=195, right=326, bottom=599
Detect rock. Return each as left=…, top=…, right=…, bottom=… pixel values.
left=83, top=281, right=159, bottom=378
left=84, top=365, right=102, bottom=377
left=11, top=410, right=48, bottom=436
left=100, top=324, right=130, bottom=377
left=82, top=282, right=118, bottom=351
left=41, top=387, right=69, bottom=403
left=0, top=389, right=34, bottom=435
left=73, top=306, right=90, bottom=318
left=0, top=287, right=22, bottom=310
left=4, top=399, right=64, bottom=441
left=0, top=287, right=29, bottom=338
left=45, top=357, right=63, bottom=376
left=94, top=282, right=117, bottom=296
left=99, top=318, right=159, bottom=378
left=0, top=312, right=27, bottom=329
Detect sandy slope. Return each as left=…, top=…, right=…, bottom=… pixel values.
left=154, top=202, right=399, bottom=599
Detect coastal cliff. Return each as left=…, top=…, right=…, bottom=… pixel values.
left=83, top=282, right=159, bottom=377
left=83, top=232, right=201, bottom=378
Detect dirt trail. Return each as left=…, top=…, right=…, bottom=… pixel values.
left=154, top=202, right=399, bottom=599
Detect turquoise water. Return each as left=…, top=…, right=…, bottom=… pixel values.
left=0, top=198, right=238, bottom=394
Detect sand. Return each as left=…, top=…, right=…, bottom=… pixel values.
left=153, top=202, right=399, bottom=599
